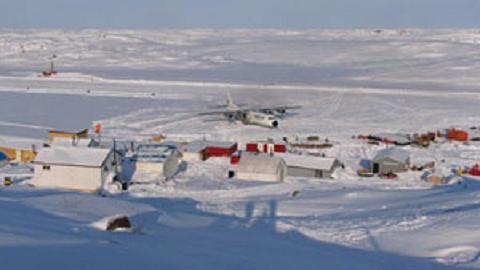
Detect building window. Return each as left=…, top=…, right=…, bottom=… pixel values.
left=43, top=165, right=51, bottom=170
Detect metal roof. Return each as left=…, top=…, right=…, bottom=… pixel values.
left=281, top=154, right=337, bottom=171
left=373, top=147, right=410, bottom=163
left=135, top=143, right=177, bottom=163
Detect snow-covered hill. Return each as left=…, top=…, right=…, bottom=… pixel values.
left=1, top=29, right=480, bottom=269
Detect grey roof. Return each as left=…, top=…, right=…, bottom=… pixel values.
left=373, top=147, right=410, bottom=163
left=280, top=154, right=337, bottom=171
left=135, top=143, right=177, bottom=163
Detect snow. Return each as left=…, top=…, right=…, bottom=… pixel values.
left=1, top=29, right=480, bottom=269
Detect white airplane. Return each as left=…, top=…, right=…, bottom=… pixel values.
left=199, top=92, right=301, bottom=128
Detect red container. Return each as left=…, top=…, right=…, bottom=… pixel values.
left=469, top=165, right=480, bottom=176
left=246, top=144, right=258, bottom=152
left=274, top=144, right=287, bottom=153
left=447, top=129, right=469, bottom=142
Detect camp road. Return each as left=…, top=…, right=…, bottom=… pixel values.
left=0, top=74, right=478, bottom=100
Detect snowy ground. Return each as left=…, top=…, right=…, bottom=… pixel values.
left=1, top=29, right=480, bottom=269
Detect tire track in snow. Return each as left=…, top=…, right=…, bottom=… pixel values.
left=0, top=121, right=53, bottom=130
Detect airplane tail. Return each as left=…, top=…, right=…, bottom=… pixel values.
left=226, top=91, right=234, bottom=107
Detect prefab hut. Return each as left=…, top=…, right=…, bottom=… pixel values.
left=230, top=153, right=287, bottom=182
left=32, top=146, right=116, bottom=192
left=132, top=142, right=181, bottom=181
left=372, top=147, right=410, bottom=174
left=282, top=155, right=341, bottom=179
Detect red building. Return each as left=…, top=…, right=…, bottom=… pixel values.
left=203, top=141, right=238, bottom=160
left=469, top=164, right=480, bottom=176
left=246, top=142, right=287, bottom=154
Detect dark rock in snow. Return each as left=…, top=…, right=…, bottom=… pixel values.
left=106, top=216, right=132, bottom=231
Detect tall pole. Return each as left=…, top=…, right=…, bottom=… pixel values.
left=113, top=138, right=119, bottom=179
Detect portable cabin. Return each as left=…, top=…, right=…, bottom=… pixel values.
left=246, top=141, right=287, bottom=154
left=282, top=155, right=341, bottom=179
left=32, top=146, right=116, bottom=192
left=132, top=142, right=181, bottom=181
left=47, top=129, right=89, bottom=142
left=229, top=153, right=287, bottom=182
left=372, top=147, right=410, bottom=174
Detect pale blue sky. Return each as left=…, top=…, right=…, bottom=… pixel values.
left=1, top=0, right=480, bottom=29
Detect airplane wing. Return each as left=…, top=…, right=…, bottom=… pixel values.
left=207, top=103, right=248, bottom=110
left=244, top=104, right=302, bottom=112
left=197, top=108, right=246, bottom=116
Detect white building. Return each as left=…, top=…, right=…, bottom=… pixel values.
left=230, top=153, right=287, bottom=182
left=281, top=154, right=341, bottom=179
left=181, top=141, right=206, bottom=161
left=132, top=143, right=181, bottom=182
left=372, top=147, right=410, bottom=174
left=32, top=146, right=116, bottom=192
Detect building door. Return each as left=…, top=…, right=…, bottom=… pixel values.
left=372, top=163, right=380, bottom=173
